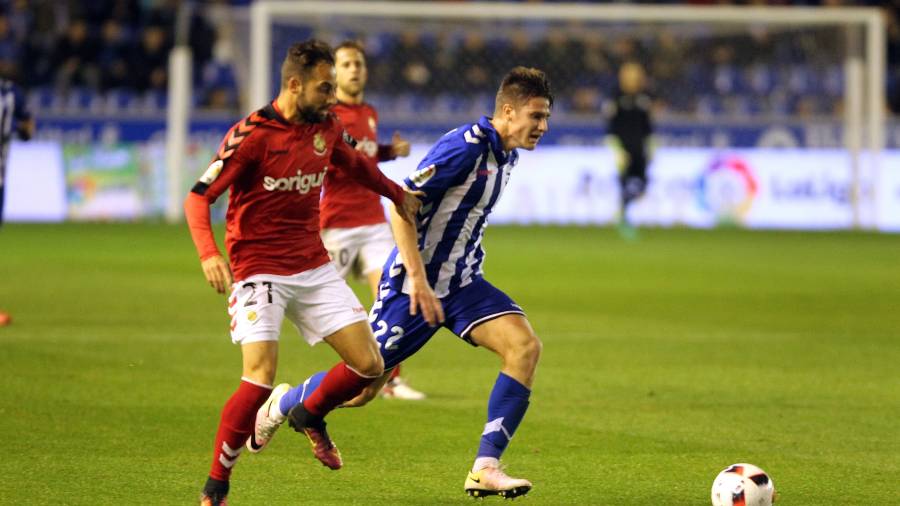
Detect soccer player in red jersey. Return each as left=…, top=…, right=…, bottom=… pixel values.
left=320, top=40, right=425, bottom=400
left=185, top=40, right=421, bottom=506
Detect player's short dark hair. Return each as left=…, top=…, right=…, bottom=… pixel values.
left=495, top=67, right=554, bottom=111
left=335, top=40, right=366, bottom=59
left=280, top=39, right=335, bottom=87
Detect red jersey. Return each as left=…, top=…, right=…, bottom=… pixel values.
left=185, top=101, right=406, bottom=281
left=320, top=101, right=397, bottom=229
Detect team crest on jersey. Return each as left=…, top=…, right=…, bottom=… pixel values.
left=410, top=164, right=436, bottom=186
left=313, top=133, right=327, bottom=156
left=199, top=159, right=224, bottom=184
left=368, top=116, right=377, bottom=133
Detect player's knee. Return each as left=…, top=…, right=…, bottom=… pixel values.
left=347, top=353, right=384, bottom=379
left=520, top=333, right=542, bottom=364
left=505, top=332, right=542, bottom=368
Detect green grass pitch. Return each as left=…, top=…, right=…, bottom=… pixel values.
left=1, top=223, right=898, bottom=504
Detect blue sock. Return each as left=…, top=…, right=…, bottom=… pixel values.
left=476, top=372, right=531, bottom=460
left=279, top=371, right=326, bottom=416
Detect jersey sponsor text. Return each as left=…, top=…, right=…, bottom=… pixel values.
left=263, top=168, right=327, bottom=194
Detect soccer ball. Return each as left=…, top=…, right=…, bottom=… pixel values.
left=710, top=463, right=776, bottom=506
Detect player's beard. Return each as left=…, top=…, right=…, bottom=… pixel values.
left=297, top=104, right=328, bottom=124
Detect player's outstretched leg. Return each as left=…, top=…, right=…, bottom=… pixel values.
left=200, top=379, right=273, bottom=505
left=283, top=321, right=383, bottom=469
left=287, top=362, right=380, bottom=469
left=246, top=372, right=326, bottom=454
left=464, top=372, right=534, bottom=499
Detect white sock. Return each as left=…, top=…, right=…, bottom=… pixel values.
left=472, top=457, right=500, bottom=472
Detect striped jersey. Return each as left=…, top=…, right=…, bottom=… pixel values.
left=0, top=79, right=31, bottom=180
left=385, top=115, right=518, bottom=298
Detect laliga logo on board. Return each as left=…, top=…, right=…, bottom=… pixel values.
left=696, top=155, right=759, bottom=224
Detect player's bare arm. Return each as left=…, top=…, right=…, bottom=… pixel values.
left=389, top=203, right=444, bottom=326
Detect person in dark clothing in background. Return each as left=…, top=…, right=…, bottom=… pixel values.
left=604, top=61, right=655, bottom=238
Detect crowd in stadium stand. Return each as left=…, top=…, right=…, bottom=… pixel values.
left=0, top=0, right=236, bottom=112
left=0, top=0, right=898, bottom=117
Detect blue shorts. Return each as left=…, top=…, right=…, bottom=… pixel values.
left=368, top=277, right=525, bottom=369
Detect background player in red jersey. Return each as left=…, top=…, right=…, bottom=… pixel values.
left=184, top=40, right=421, bottom=506
left=321, top=40, right=425, bottom=400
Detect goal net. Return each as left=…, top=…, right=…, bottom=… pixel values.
left=211, top=1, right=889, bottom=228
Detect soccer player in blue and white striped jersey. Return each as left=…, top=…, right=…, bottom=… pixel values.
left=0, top=76, right=34, bottom=326
left=251, top=67, right=552, bottom=499
left=0, top=77, right=33, bottom=227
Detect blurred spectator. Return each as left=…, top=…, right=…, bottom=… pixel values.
left=391, top=30, right=434, bottom=93
left=886, top=2, right=900, bottom=114
left=52, top=19, right=100, bottom=90
left=649, top=31, right=689, bottom=113
left=507, top=29, right=537, bottom=70
left=130, top=25, right=171, bottom=92
left=202, top=86, right=233, bottom=111
left=455, top=31, right=493, bottom=92
left=580, top=31, right=612, bottom=81
left=189, top=11, right=217, bottom=81
left=430, top=30, right=458, bottom=94
left=97, top=20, right=131, bottom=91
left=534, top=27, right=581, bottom=94
left=4, top=0, right=31, bottom=40
left=18, top=0, right=57, bottom=87
left=0, top=15, right=20, bottom=81
left=74, top=0, right=139, bottom=30
left=572, top=85, right=602, bottom=114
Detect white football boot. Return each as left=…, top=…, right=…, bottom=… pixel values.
left=246, top=383, right=290, bottom=453
left=464, top=465, right=532, bottom=499
left=380, top=377, right=426, bottom=400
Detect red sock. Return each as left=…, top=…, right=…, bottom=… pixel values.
left=302, top=362, right=375, bottom=416
left=208, top=379, right=272, bottom=482
left=389, top=363, right=401, bottom=381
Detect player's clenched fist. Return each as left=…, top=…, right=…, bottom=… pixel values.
left=201, top=255, right=233, bottom=294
